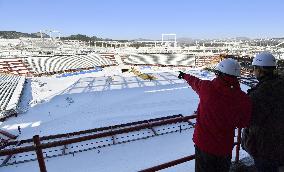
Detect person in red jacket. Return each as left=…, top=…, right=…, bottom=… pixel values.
left=178, top=58, right=252, bottom=172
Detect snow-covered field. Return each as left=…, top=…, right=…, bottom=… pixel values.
left=0, top=65, right=250, bottom=172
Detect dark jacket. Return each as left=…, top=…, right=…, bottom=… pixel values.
left=183, top=74, right=252, bottom=156
left=245, top=75, right=284, bottom=162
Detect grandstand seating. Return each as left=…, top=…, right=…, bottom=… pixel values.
left=123, top=53, right=195, bottom=66
left=24, top=53, right=117, bottom=74
left=0, top=74, right=25, bottom=119
left=99, top=53, right=117, bottom=64
left=0, top=58, right=33, bottom=76
left=194, top=55, right=222, bottom=67
left=31, top=40, right=59, bottom=49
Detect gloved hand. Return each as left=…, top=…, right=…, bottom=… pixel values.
left=178, top=71, right=185, bottom=79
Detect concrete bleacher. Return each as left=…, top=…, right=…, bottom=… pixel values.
left=194, top=55, right=223, bottom=67
left=99, top=53, right=117, bottom=65
left=25, top=53, right=117, bottom=74
left=31, top=39, right=59, bottom=49
left=123, top=53, right=195, bottom=66
left=0, top=58, right=33, bottom=76
left=0, top=74, right=25, bottom=119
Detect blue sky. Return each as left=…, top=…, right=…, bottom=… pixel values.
left=0, top=0, right=283, bottom=40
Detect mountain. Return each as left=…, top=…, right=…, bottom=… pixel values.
left=60, top=34, right=111, bottom=42
left=235, top=37, right=251, bottom=41
left=177, top=37, right=195, bottom=43
left=0, top=31, right=49, bottom=39
left=32, top=32, right=50, bottom=38
left=272, top=37, right=284, bottom=40
left=0, top=31, right=109, bottom=42
left=131, top=38, right=154, bottom=42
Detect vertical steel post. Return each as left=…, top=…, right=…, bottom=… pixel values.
left=33, top=135, right=47, bottom=172
left=235, top=128, right=241, bottom=163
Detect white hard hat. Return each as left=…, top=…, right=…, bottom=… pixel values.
left=252, top=52, right=276, bottom=67
left=216, top=58, right=241, bottom=77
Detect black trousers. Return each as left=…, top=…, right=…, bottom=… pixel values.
left=195, top=146, right=231, bottom=172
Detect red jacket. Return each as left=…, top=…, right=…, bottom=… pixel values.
left=183, top=74, right=251, bottom=156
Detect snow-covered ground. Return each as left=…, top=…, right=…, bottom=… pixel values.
left=0, top=65, right=250, bottom=172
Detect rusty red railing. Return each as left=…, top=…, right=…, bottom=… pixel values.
left=139, top=128, right=242, bottom=171
left=0, top=114, right=242, bottom=172
left=0, top=129, right=18, bottom=140
left=6, top=114, right=184, bottom=146
left=139, top=155, right=196, bottom=172
left=0, top=115, right=197, bottom=172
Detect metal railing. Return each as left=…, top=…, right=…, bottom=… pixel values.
left=0, top=114, right=242, bottom=172
left=0, top=115, right=197, bottom=172
left=139, top=128, right=242, bottom=171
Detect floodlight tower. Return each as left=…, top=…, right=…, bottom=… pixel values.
left=52, top=30, right=61, bottom=39
left=43, top=29, right=53, bottom=40
left=40, top=30, right=43, bottom=39
left=161, top=33, right=177, bottom=47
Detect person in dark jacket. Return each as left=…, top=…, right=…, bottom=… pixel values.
left=178, top=58, right=252, bottom=172
left=243, top=52, right=284, bottom=172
